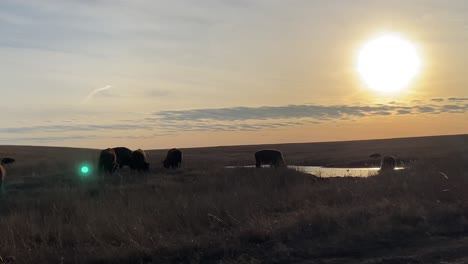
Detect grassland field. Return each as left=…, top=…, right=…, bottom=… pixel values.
left=0, top=134, right=467, bottom=264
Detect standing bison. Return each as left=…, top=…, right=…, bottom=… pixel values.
left=131, top=149, right=150, bottom=172
left=112, top=147, right=133, bottom=169
left=0, top=157, right=15, bottom=189
left=380, top=156, right=396, bottom=171
left=163, top=148, right=182, bottom=169
left=98, top=148, right=118, bottom=175
left=255, top=149, right=285, bottom=168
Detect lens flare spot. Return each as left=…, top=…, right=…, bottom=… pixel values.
left=81, top=166, right=90, bottom=174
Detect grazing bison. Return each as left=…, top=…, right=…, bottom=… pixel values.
left=98, top=148, right=118, bottom=174
left=380, top=156, right=396, bottom=171
left=255, top=149, right=285, bottom=168
left=1, top=158, right=15, bottom=165
left=112, top=147, right=133, bottom=169
left=131, top=149, right=150, bottom=172
left=0, top=157, right=14, bottom=189
left=163, top=148, right=182, bottom=169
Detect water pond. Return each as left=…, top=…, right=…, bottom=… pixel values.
left=225, top=165, right=404, bottom=177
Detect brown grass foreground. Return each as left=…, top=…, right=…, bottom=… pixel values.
left=0, top=160, right=466, bottom=263
left=0, top=135, right=467, bottom=263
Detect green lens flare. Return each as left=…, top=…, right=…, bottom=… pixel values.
left=81, top=166, right=89, bottom=174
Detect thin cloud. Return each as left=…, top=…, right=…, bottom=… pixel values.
left=0, top=98, right=467, bottom=139
left=81, top=85, right=113, bottom=104
left=448, top=97, right=468, bottom=101
left=397, top=109, right=413, bottom=115
left=150, top=101, right=466, bottom=123
left=0, top=123, right=152, bottom=134
left=442, top=104, right=467, bottom=113
left=145, top=99, right=468, bottom=132
left=0, top=135, right=99, bottom=143
left=416, top=106, right=436, bottom=113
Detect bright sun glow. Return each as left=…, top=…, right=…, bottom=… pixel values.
left=357, top=33, right=421, bottom=93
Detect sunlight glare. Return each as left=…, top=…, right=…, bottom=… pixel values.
left=357, top=33, right=421, bottom=93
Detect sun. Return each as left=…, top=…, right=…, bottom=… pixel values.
left=357, top=33, right=421, bottom=93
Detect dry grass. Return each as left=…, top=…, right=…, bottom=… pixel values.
left=0, top=135, right=466, bottom=263
left=0, top=159, right=466, bottom=263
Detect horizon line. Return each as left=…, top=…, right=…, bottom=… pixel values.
left=0, top=133, right=466, bottom=151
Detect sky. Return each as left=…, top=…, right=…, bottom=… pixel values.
left=0, top=0, right=467, bottom=149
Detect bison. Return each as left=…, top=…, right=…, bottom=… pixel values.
left=98, top=148, right=118, bottom=175
left=255, top=149, right=285, bottom=168
left=112, top=147, right=133, bottom=169
left=1, top=158, right=15, bottom=165
left=131, top=149, right=150, bottom=172
left=380, top=156, right=396, bottom=171
left=163, top=148, right=182, bottom=169
left=0, top=157, right=15, bottom=189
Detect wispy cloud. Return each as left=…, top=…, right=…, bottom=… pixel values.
left=0, top=135, right=99, bottom=143
left=0, top=98, right=466, bottom=141
left=81, top=85, right=113, bottom=104
left=448, top=97, right=468, bottom=101
left=150, top=100, right=468, bottom=123
left=0, top=123, right=152, bottom=134
left=139, top=98, right=468, bottom=133
left=416, top=106, right=436, bottom=113
left=0, top=133, right=173, bottom=144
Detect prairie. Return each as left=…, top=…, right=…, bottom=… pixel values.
left=0, top=134, right=467, bottom=264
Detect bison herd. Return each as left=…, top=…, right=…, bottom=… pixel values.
left=0, top=148, right=398, bottom=189
left=85, top=148, right=400, bottom=176
left=98, top=147, right=182, bottom=175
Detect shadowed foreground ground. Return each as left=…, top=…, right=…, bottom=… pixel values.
left=0, top=134, right=466, bottom=263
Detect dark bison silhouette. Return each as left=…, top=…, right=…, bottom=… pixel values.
left=163, top=148, right=182, bottom=169
left=380, top=156, right=396, bottom=171
left=0, top=157, right=15, bottom=189
left=98, top=148, right=118, bottom=174
left=131, top=149, right=149, bottom=172
left=1, top=158, right=15, bottom=165
left=255, top=149, right=285, bottom=168
left=112, top=147, right=133, bottom=169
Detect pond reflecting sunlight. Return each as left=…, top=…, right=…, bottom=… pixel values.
left=225, top=165, right=404, bottom=177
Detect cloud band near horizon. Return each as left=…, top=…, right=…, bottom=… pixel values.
left=151, top=100, right=468, bottom=122
left=0, top=98, right=466, bottom=143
